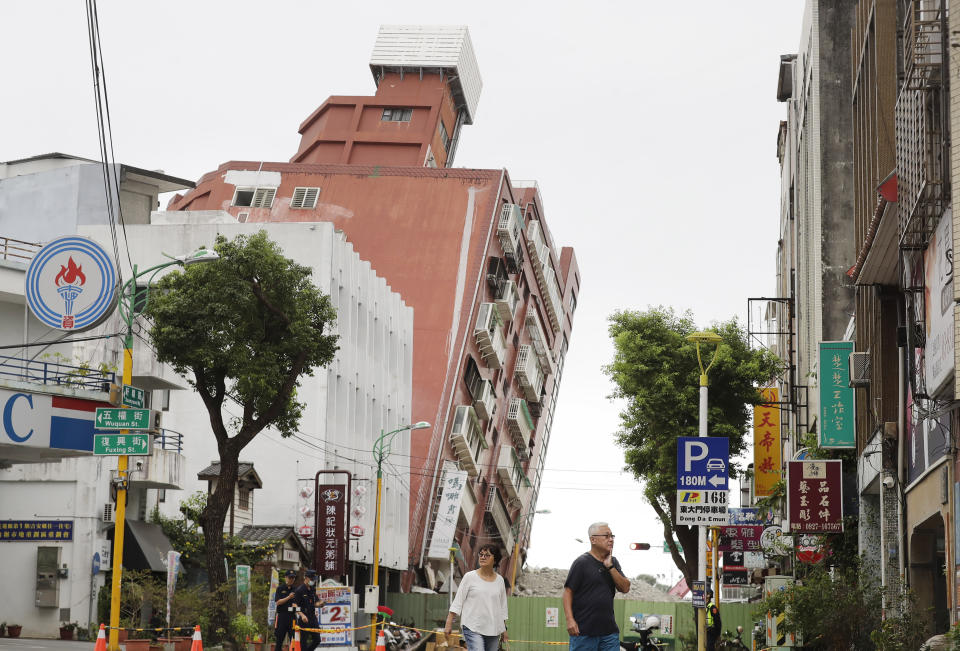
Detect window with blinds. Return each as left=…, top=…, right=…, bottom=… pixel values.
left=290, top=187, right=320, bottom=209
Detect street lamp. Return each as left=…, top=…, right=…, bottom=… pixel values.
left=370, top=421, right=430, bottom=638
left=508, top=508, right=550, bottom=596
left=686, top=330, right=722, bottom=651
left=108, top=247, right=218, bottom=651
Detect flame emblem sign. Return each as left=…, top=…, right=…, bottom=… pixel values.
left=26, top=236, right=118, bottom=331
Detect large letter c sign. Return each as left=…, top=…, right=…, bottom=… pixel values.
left=3, top=393, right=34, bottom=443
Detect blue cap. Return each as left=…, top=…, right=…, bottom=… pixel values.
left=304, top=569, right=317, bottom=578
left=284, top=570, right=297, bottom=578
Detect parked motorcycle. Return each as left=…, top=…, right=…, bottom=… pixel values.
left=620, top=615, right=665, bottom=651
left=717, top=625, right=748, bottom=650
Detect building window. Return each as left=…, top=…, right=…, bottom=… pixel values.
left=290, top=187, right=320, bottom=209
left=238, top=488, right=250, bottom=510
left=233, top=187, right=276, bottom=208
left=161, top=389, right=171, bottom=412
left=157, top=489, right=166, bottom=503
left=569, top=291, right=577, bottom=314
left=438, top=120, right=450, bottom=151
left=381, top=108, right=412, bottom=122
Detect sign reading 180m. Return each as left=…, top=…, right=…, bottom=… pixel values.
left=25, top=236, right=118, bottom=332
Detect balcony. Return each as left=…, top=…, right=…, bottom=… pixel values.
left=497, top=446, right=527, bottom=504
left=0, top=353, right=115, bottom=394
left=525, top=220, right=550, bottom=270
left=539, top=265, right=563, bottom=333
left=495, top=279, right=520, bottom=323
left=472, top=378, right=497, bottom=421
left=475, top=303, right=507, bottom=369
left=525, top=312, right=555, bottom=374
left=506, top=398, right=533, bottom=460
left=449, top=405, right=485, bottom=477
left=132, top=334, right=188, bottom=390
left=497, top=204, right=524, bottom=257
left=131, top=430, right=184, bottom=489
left=486, top=488, right=515, bottom=550
left=514, top=345, right=544, bottom=402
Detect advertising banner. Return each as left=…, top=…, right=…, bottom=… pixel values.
left=754, top=388, right=782, bottom=496
left=0, top=520, right=73, bottom=541
left=819, top=342, right=856, bottom=448
left=427, top=464, right=469, bottom=559
left=787, top=461, right=843, bottom=533
left=316, top=586, right=352, bottom=646
left=924, top=209, right=954, bottom=396
left=717, top=525, right=764, bottom=551
left=267, top=568, right=279, bottom=628
left=316, top=485, right=346, bottom=577
left=165, top=550, right=181, bottom=627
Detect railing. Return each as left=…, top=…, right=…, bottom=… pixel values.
left=0, top=236, right=42, bottom=264
left=156, top=429, right=183, bottom=453
left=0, top=353, right=115, bottom=391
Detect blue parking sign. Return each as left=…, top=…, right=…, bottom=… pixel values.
left=677, top=437, right=729, bottom=490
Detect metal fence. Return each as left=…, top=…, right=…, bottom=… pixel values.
left=0, top=236, right=41, bottom=264
left=0, top=353, right=116, bottom=391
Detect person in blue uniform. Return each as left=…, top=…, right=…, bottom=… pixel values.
left=274, top=570, right=298, bottom=651
left=295, top=569, right=321, bottom=651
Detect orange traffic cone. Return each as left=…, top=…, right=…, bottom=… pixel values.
left=190, top=626, right=203, bottom=651
left=290, top=628, right=301, bottom=651
left=375, top=629, right=386, bottom=651
left=94, top=624, right=107, bottom=651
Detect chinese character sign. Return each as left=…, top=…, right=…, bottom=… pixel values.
left=787, top=461, right=843, bottom=533
left=427, top=465, right=469, bottom=560
left=0, top=520, right=73, bottom=541
left=818, top=342, right=855, bottom=448
left=315, top=485, right=346, bottom=578
left=753, top=387, right=782, bottom=496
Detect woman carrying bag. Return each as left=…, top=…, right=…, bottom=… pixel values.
left=443, top=544, right=509, bottom=651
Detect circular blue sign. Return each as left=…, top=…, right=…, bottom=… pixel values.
left=25, top=236, right=118, bottom=331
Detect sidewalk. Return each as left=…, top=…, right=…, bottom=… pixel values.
left=0, top=639, right=94, bottom=651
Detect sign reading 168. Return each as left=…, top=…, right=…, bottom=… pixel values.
left=707, top=491, right=727, bottom=504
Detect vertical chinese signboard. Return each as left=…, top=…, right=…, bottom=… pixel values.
left=316, top=485, right=346, bottom=578
left=787, top=460, right=843, bottom=533
left=753, top=387, right=781, bottom=496
left=818, top=342, right=855, bottom=448
left=427, top=464, right=469, bottom=560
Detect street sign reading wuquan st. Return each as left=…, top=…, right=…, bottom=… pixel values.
left=94, top=408, right=158, bottom=430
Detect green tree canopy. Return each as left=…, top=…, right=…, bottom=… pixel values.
left=146, top=231, right=339, bottom=635
left=604, top=307, right=781, bottom=583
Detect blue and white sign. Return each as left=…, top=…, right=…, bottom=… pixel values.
left=677, top=436, right=729, bottom=490
left=26, top=236, right=118, bottom=331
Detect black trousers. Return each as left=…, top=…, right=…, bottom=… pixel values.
left=302, top=620, right=320, bottom=651
left=706, top=629, right=719, bottom=651
left=275, top=618, right=294, bottom=651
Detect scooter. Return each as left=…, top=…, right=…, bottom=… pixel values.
left=619, top=615, right=665, bottom=651
left=717, top=626, right=748, bottom=650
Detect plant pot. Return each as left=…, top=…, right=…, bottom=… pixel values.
left=60, top=628, right=75, bottom=641
left=150, top=644, right=163, bottom=651
left=172, top=636, right=192, bottom=651
left=119, top=630, right=130, bottom=643
left=125, top=639, right=152, bottom=651
left=7, top=626, right=22, bottom=639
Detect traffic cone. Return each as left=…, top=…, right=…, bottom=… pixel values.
left=375, top=629, right=386, bottom=651
left=190, top=626, right=203, bottom=651
left=290, top=628, right=301, bottom=651
left=94, top=625, right=107, bottom=651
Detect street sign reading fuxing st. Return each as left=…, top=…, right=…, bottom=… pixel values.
left=93, top=433, right=152, bottom=456
left=94, top=408, right=157, bottom=430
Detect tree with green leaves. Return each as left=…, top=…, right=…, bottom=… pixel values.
left=604, top=307, right=781, bottom=584
left=146, top=231, right=339, bottom=635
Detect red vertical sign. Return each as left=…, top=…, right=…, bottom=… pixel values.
left=315, top=484, right=346, bottom=578
left=787, top=461, right=843, bottom=533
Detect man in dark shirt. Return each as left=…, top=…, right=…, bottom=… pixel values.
left=295, top=569, right=321, bottom=651
left=562, top=522, right=631, bottom=651
left=274, top=570, right=298, bottom=651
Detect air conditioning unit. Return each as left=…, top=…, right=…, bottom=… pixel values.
left=849, top=351, right=871, bottom=387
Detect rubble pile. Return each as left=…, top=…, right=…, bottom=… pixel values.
left=514, top=567, right=681, bottom=602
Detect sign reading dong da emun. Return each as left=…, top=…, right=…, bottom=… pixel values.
left=25, top=236, right=118, bottom=332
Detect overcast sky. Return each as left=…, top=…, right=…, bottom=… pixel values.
left=4, top=1, right=806, bottom=583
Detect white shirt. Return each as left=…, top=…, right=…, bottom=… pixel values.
left=449, top=570, right=508, bottom=636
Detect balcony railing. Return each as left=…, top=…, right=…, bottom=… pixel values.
left=156, top=429, right=183, bottom=453
left=0, top=353, right=115, bottom=392
left=0, top=236, right=42, bottom=264
left=506, top=397, right=533, bottom=460
left=515, top=345, right=544, bottom=402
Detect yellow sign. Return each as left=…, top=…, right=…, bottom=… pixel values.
left=753, top=388, right=782, bottom=497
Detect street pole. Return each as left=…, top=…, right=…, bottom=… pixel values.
left=688, top=331, right=722, bottom=651
left=369, top=422, right=430, bottom=643
left=105, top=250, right=218, bottom=651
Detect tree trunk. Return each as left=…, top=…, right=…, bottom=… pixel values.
left=200, top=446, right=240, bottom=641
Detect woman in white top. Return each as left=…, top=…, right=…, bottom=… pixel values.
left=443, top=544, right=509, bottom=651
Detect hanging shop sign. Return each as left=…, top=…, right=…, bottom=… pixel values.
left=315, top=485, right=346, bottom=577
left=754, top=387, right=782, bottom=496
left=787, top=460, right=843, bottom=533
left=818, top=342, right=855, bottom=448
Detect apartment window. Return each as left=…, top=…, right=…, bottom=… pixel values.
left=233, top=187, right=276, bottom=208
left=238, top=488, right=250, bottom=510
left=438, top=120, right=450, bottom=151
left=381, top=108, right=412, bottom=122
left=290, top=187, right=320, bottom=209
left=464, top=356, right=483, bottom=399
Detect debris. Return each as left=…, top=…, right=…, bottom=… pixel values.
left=514, top=567, right=681, bottom=601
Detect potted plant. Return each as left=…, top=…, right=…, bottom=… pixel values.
left=125, top=629, right=153, bottom=651
left=60, top=622, right=78, bottom=640
left=7, top=624, right=22, bottom=639
left=230, top=614, right=259, bottom=651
